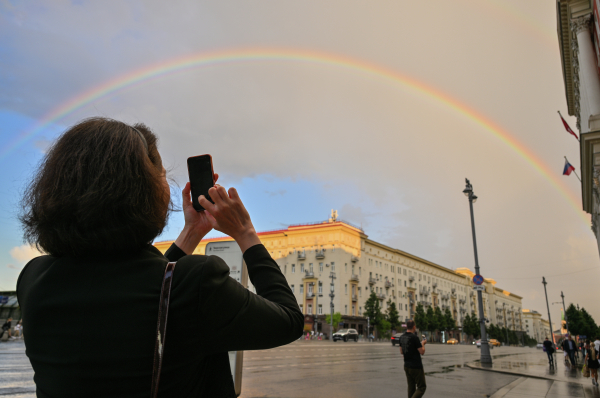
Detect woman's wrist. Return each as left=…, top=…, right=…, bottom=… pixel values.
left=174, top=226, right=204, bottom=255
left=232, top=227, right=261, bottom=253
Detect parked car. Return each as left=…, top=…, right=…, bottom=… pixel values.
left=333, top=329, right=359, bottom=342
left=489, top=339, right=501, bottom=347
left=476, top=339, right=481, bottom=348
left=391, top=333, right=402, bottom=346
left=536, top=342, right=544, bottom=349
left=446, top=338, right=458, bottom=345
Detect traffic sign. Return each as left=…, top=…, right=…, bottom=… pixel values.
left=472, top=275, right=484, bottom=285
left=473, top=285, right=485, bottom=291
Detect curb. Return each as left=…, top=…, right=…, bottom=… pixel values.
left=465, top=363, right=587, bottom=385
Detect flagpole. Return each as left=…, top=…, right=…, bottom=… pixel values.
left=558, top=111, right=580, bottom=142
left=564, top=156, right=582, bottom=182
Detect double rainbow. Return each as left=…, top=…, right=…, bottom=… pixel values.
left=0, top=48, right=585, bottom=221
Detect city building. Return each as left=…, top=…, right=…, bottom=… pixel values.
left=522, top=309, right=552, bottom=342
left=557, top=0, right=600, bottom=256
left=155, top=212, right=523, bottom=339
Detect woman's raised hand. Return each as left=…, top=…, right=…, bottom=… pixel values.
left=199, top=185, right=261, bottom=253
left=174, top=174, right=219, bottom=254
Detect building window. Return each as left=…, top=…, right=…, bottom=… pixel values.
left=300, top=285, right=304, bottom=294
left=301, top=264, right=304, bottom=273
left=300, top=304, right=303, bottom=313
left=359, top=267, right=361, bottom=275
left=359, top=307, right=362, bottom=315
left=359, top=287, right=362, bottom=297
left=318, top=304, right=323, bottom=315
left=309, top=263, right=313, bottom=272
left=352, top=305, right=356, bottom=316
left=352, top=285, right=356, bottom=295
left=319, top=262, right=323, bottom=272
left=345, top=264, right=348, bottom=273
left=345, top=305, right=348, bottom=315
left=318, top=282, right=323, bottom=294
left=332, top=245, right=335, bottom=252
left=308, top=304, right=312, bottom=314
left=404, top=281, right=407, bottom=287
left=291, top=284, right=295, bottom=293
left=345, top=284, right=348, bottom=294
left=331, top=262, right=335, bottom=271
left=292, top=264, right=295, bottom=273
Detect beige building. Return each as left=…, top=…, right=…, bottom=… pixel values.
left=522, top=309, right=552, bottom=342
left=155, top=213, right=523, bottom=338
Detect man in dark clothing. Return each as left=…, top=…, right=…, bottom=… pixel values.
left=399, top=320, right=427, bottom=398
left=543, top=337, right=555, bottom=367
left=563, top=334, right=577, bottom=366
left=1, top=318, right=12, bottom=339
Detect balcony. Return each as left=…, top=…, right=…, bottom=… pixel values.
left=368, top=277, right=377, bottom=285
left=304, top=271, right=315, bottom=278
left=409, top=276, right=415, bottom=282
left=352, top=294, right=358, bottom=301
left=410, top=299, right=415, bottom=304
left=306, top=291, right=315, bottom=298
left=385, top=281, right=392, bottom=288
left=351, top=255, right=359, bottom=263
left=350, top=274, right=359, bottom=282
left=298, top=252, right=306, bottom=260
left=432, top=282, right=437, bottom=288
left=315, top=250, right=325, bottom=259
left=377, top=293, right=386, bottom=300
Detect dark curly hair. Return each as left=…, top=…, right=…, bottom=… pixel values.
left=19, top=117, right=172, bottom=257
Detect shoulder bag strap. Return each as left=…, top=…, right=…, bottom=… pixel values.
left=151, top=261, right=176, bottom=398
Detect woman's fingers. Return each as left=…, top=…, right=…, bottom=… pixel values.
left=214, top=173, right=219, bottom=184
left=182, top=182, right=192, bottom=208
left=228, top=187, right=240, bottom=200
left=199, top=195, right=216, bottom=213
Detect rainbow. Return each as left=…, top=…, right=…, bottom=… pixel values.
left=0, top=47, right=586, bottom=222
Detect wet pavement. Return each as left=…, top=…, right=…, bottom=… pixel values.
left=467, top=349, right=600, bottom=397
left=2, top=339, right=569, bottom=397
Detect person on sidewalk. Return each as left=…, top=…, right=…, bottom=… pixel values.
left=543, top=337, right=555, bottom=367
left=563, top=334, right=577, bottom=366
left=399, top=320, right=427, bottom=398
left=1, top=318, right=12, bottom=339
left=585, top=339, right=600, bottom=386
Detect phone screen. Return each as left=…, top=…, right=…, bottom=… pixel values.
left=187, top=155, right=214, bottom=211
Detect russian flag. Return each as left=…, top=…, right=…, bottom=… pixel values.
left=558, top=112, right=579, bottom=140
left=563, top=159, right=575, bottom=176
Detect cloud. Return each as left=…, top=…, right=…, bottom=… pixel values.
left=7, top=264, right=19, bottom=269
left=9, top=244, right=43, bottom=263
left=265, top=189, right=286, bottom=197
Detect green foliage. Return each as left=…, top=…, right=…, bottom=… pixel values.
left=325, top=312, right=343, bottom=330
left=434, top=306, right=445, bottom=331
left=385, top=300, right=400, bottom=331
left=523, top=333, right=537, bottom=347
left=414, top=303, right=427, bottom=332
left=463, top=312, right=480, bottom=339
left=565, top=304, right=600, bottom=339
left=379, top=319, right=392, bottom=339
left=425, top=306, right=436, bottom=332
left=364, top=291, right=383, bottom=327
left=444, top=308, right=456, bottom=330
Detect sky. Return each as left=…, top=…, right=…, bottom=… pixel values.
left=0, top=0, right=597, bottom=327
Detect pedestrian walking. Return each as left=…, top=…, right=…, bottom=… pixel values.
left=543, top=337, right=555, bottom=367
left=13, top=320, right=22, bottom=339
left=399, top=320, right=427, bottom=398
left=563, top=334, right=577, bottom=366
left=594, top=336, right=600, bottom=355
left=1, top=318, right=12, bottom=340
left=16, top=118, right=303, bottom=397
left=586, top=339, right=600, bottom=386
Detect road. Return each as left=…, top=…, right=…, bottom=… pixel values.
left=1, top=339, right=527, bottom=397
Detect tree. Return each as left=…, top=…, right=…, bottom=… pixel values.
left=434, top=307, right=446, bottom=332
left=379, top=319, right=392, bottom=339
left=443, top=308, right=455, bottom=331
left=325, top=312, right=343, bottom=331
left=385, top=300, right=400, bottom=331
left=566, top=303, right=584, bottom=336
left=414, top=303, right=427, bottom=332
left=580, top=308, right=599, bottom=339
left=464, top=312, right=480, bottom=339
left=364, top=291, right=383, bottom=335
left=425, top=306, right=436, bottom=333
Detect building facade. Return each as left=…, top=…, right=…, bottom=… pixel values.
left=155, top=215, right=523, bottom=338
left=522, top=309, right=552, bottom=342
left=557, top=0, right=600, bottom=256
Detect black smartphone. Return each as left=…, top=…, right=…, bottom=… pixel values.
left=187, top=154, right=215, bottom=211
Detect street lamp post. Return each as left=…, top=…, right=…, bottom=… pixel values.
left=503, top=303, right=509, bottom=345
left=542, top=277, right=556, bottom=348
left=463, top=179, right=492, bottom=364
left=329, top=272, right=336, bottom=341
left=561, top=291, right=569, bottom=334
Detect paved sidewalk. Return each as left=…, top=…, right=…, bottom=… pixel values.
left=466, top=350, right=600, bottom=397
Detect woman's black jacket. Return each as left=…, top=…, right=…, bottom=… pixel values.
left=16, top=243, right=304, bottom=397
